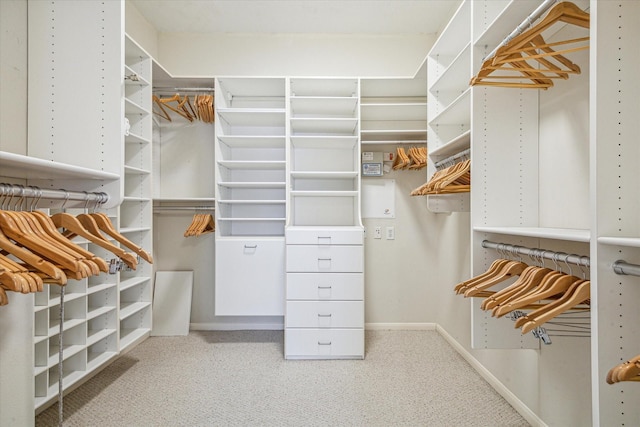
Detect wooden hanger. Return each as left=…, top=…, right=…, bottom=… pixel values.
left=0, top=227, right=66, bottom=284
left=152, top=95, right=172, bottom=121
left=471, top=2, right=589, bottom=89
left=519, top=280, right=590, bottom=334
left=454, top=258, right=512, bottom=294
left=50, top=212, right=138, bottom=270
left=0, top=210, right=86, bottom=275
left=88, top=212, right=153, bottom=264
left=184, top=213, right=215, bottom=237
left=463, top=260, right=528, bottom=297
left=30, top=210, right=109, bottom=273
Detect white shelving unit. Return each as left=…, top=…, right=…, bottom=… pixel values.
left=426, top=1, right=472, bottom=213
left=285, top=78, right=365, bottom=359
left=435, top=0, right=640, bottom=424
left=360, top=76, right=427, bottom=145
left=214, top=77, right=286, bottom=316
left=120, top=34, right=153, bottom=352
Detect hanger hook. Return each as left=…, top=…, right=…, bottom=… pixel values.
left=61, top=190, right=70, bottom=211
left=563, top=253, right=573, bottom=276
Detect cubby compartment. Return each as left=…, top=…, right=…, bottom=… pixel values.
left=87, top=331, right=118, bottom=370
left=119, top=304, right=152, bottom=349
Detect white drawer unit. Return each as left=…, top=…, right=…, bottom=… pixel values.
left=286, top=245, right=363, bottom=273
left=286, top=273, right=363, bottom=300
left=285, top=301, right=364, bottom=328
left=285, top=328, right=364, bottom=359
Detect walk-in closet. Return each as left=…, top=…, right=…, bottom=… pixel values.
left=1, top=0, right=639, bottom=426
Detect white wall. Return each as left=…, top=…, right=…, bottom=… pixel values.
left=157, top=32, right=436, bottom=78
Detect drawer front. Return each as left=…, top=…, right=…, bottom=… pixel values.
left=286, top=273, right=363, bottom=300
left=215, top=238, right=285, bottom=316
left=286, top=301, right=363, bottom=328
left=286, top=227, right=364, bottom=245
left=286, top=245, right=363, bottom=273
left=285, top=329, right=364, bottom=359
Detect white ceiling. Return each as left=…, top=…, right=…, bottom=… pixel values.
left=131, top=0, right=460, bottom=35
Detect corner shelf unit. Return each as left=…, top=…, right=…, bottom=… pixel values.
left=425, top=1, right=472, bottom=213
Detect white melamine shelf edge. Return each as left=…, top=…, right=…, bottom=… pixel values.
left=86, top=328, right=117, bottom=347
left=87, top=351, right=118, bottom=369
left=119, top=328, right=151, bottom=351
left=474, top=226, right=591, bottom=242
left=119, top=301, right=151, bottom=320
left=87, top=282, right=117, bottom=295
left=290, top=191, right=358, bottom=197
left=217, top=199, right=285, bottom=204
left=119, top=226, right=151, bottom=233
left=428, top=0, right=470, bottom=56
left=426, top=193, right=470, bottom=213
left=429, top=130, right=471, bottom=158
left=217, top=107, right=286, bottom=114
left=34, top=305, right=49, bottom=313
left=290, top=135, right=358, bottom=149
left=427, top=88, right=471, bottom=127
left=34, top=365, right=48, bottom=376
left=34, top=335, right=49, bottom=345
left=48, top=318, right=85, bottom=337
left=120, top=276, right=151, bottom=292
left=291, top=171, right=358, bottom=178
left=361, top=129, right=427, bottom=135
left=122, top=196, right=152, bottom=202
left=598, top=237, right=640, bottom=248
left=125, top=98, right=150, bottom=116
left=217, top=182, right=284, bottom=188
left=0, top=151, right=119, bottom=181
left=125, top=132, right=150, bottom=144
left=48, top=344, right=85, bottom=367
left=124, top=165, right=151, bottom=175
left=125, top=33, right=152, bottom=60
left=217, top=217, right=286, bottom=222
left=123, top=65, right=150, bottom=87
left=429, top=42, right=472, bottom=93
left=154, top=197, right=216, bottom=202
left=48, top=292, right=85, bottom=307
left=362, top=140, right=427, bottom=145
left=217, top=160, right=286, bottom=170
left=87, top=305, right=116, bottom=321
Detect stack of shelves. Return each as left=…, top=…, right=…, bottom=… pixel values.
left=360, top=77, right=427, bottom=145
left=214, top=77, right=286, bottom=316
left=120, top=34, right=153, bottom=351
left=285, top=78, right=365, bottom=359
left=426, top=1, right=471, bottom=212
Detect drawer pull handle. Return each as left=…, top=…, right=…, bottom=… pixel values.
left=318, top=258, right=332, bottom=261
left=244, top=245, right=257, bottom=249
left=318, top=313, right=332, bottom=318
left=318, top=285, right=332, bottom=289
left=318, top=341, right=332, bottom=346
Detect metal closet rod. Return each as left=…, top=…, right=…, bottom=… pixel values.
left=482, top=240, right=589, bottom=268
left=0, top=183, right=109, bottom=205
left=483, top=0, right=558, bottom=62
left=612, top=260, right=640, bottom=277
left=435, top=148, right=470, bottom=169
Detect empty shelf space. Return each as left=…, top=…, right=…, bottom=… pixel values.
left=218, top=181, right=285, bottom=189
left=290, top=171, right=359, bottom=179
left=119, top=301, right=151, bottom=320
left=125, top=98, right=150, bottom=115
left=217, top=109, right=286, bottom=127
left=291, top=191, right=358, bottom=197
left=360, top=103, right=427, bottom=121
left=290, top=96, right=358, bottom=117
left=217, top=160, right=286, bottom=170
left=217, top=135, right=286, bottom=148
left=290, top=118, right=358, bottom=135
left=290, top=135, right=358, bottom=149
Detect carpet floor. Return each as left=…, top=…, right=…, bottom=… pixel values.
left=35, top=330, right=530, bottom=427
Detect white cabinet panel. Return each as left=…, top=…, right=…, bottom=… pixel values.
left=286, top=245, right=363, bottom=273
left=285, top=329, right=364, bottom=359
left=286, top=273, right=363, bottom=300
left=215, top=238, right=285, bottom=316
left=286, top=301, right=363, bottom=328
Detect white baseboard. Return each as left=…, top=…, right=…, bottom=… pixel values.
left=435, top=325, right=547, bottom=427
left=190, top=322, right=284, bottom=331
left=365, top=322, right=436, bottom=330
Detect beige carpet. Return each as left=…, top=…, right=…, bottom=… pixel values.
left=36, top=330, right=530, bottom=427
